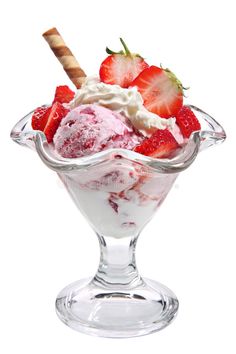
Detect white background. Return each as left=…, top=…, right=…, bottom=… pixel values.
left=1, top=0, right=235, bottom=353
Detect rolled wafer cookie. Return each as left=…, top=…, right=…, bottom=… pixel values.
left=43, top=27, right=86, bottom=88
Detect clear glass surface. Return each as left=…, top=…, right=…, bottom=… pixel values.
left=11, top=105, right=226, bottom=338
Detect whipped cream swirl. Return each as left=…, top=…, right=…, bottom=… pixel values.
left=70, top=77, right=175, bottom=136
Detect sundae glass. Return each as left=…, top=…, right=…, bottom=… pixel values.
left=10, top=28, right=226, bottom=338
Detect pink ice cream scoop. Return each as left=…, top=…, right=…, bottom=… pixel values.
left=53, top=104, right=143, bottom=158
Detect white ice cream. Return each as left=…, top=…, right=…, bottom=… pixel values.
left=59, top=161, right=178, bottom=238
left=70, top=76, right=176, bottom=136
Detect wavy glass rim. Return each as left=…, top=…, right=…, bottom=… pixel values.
left=10, top=104, right=226, bottom=174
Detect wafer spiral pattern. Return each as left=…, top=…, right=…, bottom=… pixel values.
left=43, top=27, right=86, bottom=88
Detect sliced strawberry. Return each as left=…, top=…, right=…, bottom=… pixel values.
left=130, top=65, right=184, bottom=118
left=53, top=85, right=75, bottom=104
left=32, top=106, right=51, bottom=131
left=99, top=38, right=149, bottom=88
left=175, top=106, right=201, bottom=138
left=43, top=102, right=69, bottom=143
left=134, top=129, right=179, bottom=158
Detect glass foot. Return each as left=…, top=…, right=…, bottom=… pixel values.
left=55, top=277, right=179, bottom=338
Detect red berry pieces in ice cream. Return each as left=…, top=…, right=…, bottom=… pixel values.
left=31, top=106, right=51, bottom=131
left=43, top=102, right=69, bottom=143
left=53, top=85, right=75, bottom=104
left=99, top=38, right=149, bottom=88
left=130, top=66, right=184, bottom=118
left=134, top=129, right=179, bottom=158
left=175, top=106, right=201, bottom=138
left=53, top=104, right=143, bottom=158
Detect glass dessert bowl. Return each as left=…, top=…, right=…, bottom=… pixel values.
left=11, top=105, right=226, bottom=338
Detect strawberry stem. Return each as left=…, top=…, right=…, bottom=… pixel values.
left=106, top=47, right=124, bottom=55
left=105, top=38, right=141, bottom=58
left=119, top=38, right=131, bottom=56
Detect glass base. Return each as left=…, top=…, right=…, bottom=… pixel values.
left=55, top=277, right=179, bottom=338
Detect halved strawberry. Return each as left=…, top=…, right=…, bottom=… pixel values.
left=175, top=106, right=201, bottom=138
left=134, top=129, right=179, bottom=158
left=130, top=65, right=184, bottom=118
left=53, top=85, right=75, bottom=104
left=32, top=106, right=51, bottom=131
left=43, top=102, right=69, bottom=143
left=99, top=38, right=149, bottom=88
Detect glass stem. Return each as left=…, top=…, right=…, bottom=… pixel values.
left=94, top=234, right=141, bottom=288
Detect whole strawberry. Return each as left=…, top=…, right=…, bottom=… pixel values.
left=99, top=38, right=149, bottom=88
left=175, top=106, right=201, bottom=138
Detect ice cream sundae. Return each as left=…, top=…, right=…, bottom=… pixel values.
left=10, top=27, right=226, bottom=337
left=26, top=27, right=203, bottom=239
